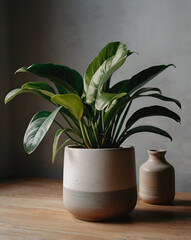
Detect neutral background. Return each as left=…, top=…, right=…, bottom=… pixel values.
left=1, top=0, right=190, bottom=191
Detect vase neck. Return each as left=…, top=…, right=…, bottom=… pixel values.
left=148, top=150, right=166, bottom=162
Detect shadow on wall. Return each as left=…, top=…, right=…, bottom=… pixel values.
left=1, top=0, right=66, bottom=179
left=0, top=0, right=13, bottom=178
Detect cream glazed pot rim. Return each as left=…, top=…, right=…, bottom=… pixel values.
left=65, top=145, right=134, bottom=151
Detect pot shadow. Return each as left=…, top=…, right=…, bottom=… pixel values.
left=100, top=204, right=191, bottom=224
left=107, top=209, right=176, bottom=224
left=172, top=200, right=191, bottom=207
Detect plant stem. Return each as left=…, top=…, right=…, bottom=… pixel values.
left=101, top=110, right=104, bottom=132
left=60, top=111, right=80, bottom=132
left=82, top=120, right=94, bottom=147
left=54, top=120, right=83, bottom=142
left=91, top=121, right=99, bottom=147
left=79, top=120, right=91, bottom=148
left=112, top=101, right=132, bottom=144
left=54, top=120, right=64, bottom=129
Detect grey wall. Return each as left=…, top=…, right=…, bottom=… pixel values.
left=2, top=0, right=191, bottom=191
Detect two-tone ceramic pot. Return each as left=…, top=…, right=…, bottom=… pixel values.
left=63, top=146, right=137, bottom=221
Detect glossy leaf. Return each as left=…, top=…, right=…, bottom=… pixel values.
left=126, top=105, right=181, bottom=128
left=95, top=92, right=127, bottom=111
left=24, top=107, right=62, bottom=154
left=110, top=79, right=130, bottom=93
left=147, top=94, right=181, bottom=108
left=86, top=42, right=132, bottom=105
left=118, top=125, right=172, bottom=145
left=5, top=89, right=27, bottom=104
left=22, top=82, right=56, bottom=98
left=84, top=42, right=132, bottom=93
left=16, top=63, right=83, bottom=96
left=51, top=94, right=83, bottom=120
left=4, top=88, right=51, bottom=103
left=110, top=65, right=175, bottom=95
left=133, top=93, right=181, bottom=108
left=132, top=87, right=162, bottom=96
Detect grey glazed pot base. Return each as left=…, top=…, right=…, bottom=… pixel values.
left=63, top=186, right=137, bottom=221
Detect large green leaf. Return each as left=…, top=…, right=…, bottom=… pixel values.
left=21, top=82, right=56, bottom=98
left=86, top=42, right=132, bottom=105
left=110, top=79, right=130, bottom=93
left=16, top=63, right=83, bottom=96
left=133, top=93, right=181, bottom=109
left=84, top=42, right=131, bottom=93
left=126, top=105, right=181, bottom=128
left=5, top=89, right=27, bottom=104
left=24, top=106, right=62, bottom=154
left=51, top=94, right=83, bottom=120
left=95, top=92, right=127, bottom=111
left=110, top=65, right=174, bottom=95
left=131, top=87, right=162, bottom=96
left=118, top=125, right=172, bottom=146
left=4, top=87, right=51, bottom=104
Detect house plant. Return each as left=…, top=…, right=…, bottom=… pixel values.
left=5, top=42, right=181, bottom=221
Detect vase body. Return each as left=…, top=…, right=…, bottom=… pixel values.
left=63, top=146, right=137, bottom=221
left=139, top=150, right=175, bottom=204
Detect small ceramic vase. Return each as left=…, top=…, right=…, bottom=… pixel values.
left=139, top=150, right=175, bottom=204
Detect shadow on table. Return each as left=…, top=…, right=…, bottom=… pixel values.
left=172, top=200, right=191, bottom=207
left=101, top=206, right=191, bottom=224
left=111, top=210, right=176, bottom=224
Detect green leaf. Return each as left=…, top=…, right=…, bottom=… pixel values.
left=24, top=106, right=62, bottom=154
left=16, top=63, right=83, bottom=96
left=110, top=79, right=130, bottom=93
left=138, top=93, right=181, bottom=109
left=4, top=89, right=26, bottom=104
left=86, top=42, right=132, bottom=105
left=21, top=82, right=56, bottom=98
left=118, top=125, right=172, bottom=146
left=52, top=129, right=70, bottom=163
left=126, top=105, right=181, bottom=128
left=84, top=42, right=131, bottom=93
left=110, top=65, right=175, bottom=95
left=51, top=94, right=83, bottom=120
left=128, top=64, right=175, bottom=94
left=102, top=76, right=111, bottom=92
left=95, top=92, right=127, bottom=111
left=132, top=87, right=162, bottom=96
left=4, top=87, right=51, bottom=104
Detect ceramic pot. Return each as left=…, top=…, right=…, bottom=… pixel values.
left=139, top=150, right=175, bottom=204
left=63, top=146, right=137, bottom=221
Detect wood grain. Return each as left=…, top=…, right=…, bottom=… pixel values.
left=0, top=178, right=190, bottom=240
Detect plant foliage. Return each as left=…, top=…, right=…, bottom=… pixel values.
left=5, top=42, right=181, bottom=162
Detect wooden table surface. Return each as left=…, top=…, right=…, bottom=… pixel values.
left=0, top=178, right=190, bottom=240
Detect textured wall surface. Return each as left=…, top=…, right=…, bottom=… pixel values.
left=2, top=0, right=191, bottom=191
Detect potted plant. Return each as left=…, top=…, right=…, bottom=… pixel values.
left=5, top=42, right=181, bottom=221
